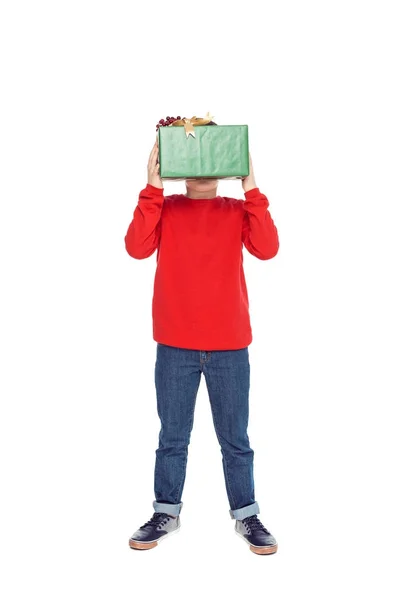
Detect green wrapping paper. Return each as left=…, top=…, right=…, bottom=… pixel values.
left=158, top=125, right=249, bottom=180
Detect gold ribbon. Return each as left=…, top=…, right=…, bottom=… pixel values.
left=170, top=111, right=214, bottom=138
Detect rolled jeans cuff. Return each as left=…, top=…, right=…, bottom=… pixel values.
left=229, top=501, right=260, bottom=520
left=153, top=500, right=183, bottom=517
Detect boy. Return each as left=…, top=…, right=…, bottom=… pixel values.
left=125, top=130, right=280, bottom=554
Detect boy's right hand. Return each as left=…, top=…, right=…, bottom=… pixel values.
left=147, top=139, right=163, bottom=189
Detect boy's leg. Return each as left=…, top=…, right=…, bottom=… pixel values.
left=202, top=347, right=260, bottom=520
left=153, top=343, right=202, bottom=516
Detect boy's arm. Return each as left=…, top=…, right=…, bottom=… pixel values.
left=241, top=187, right=279, bottom=260
left=124, top=184, right=164, bottom=259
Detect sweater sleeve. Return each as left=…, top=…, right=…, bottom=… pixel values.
left=241, top=187, right=279, bottom=260
left=124, top=183, right=165, bottom=259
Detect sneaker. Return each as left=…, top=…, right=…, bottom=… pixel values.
left=129, top=512, right=180, bottom=550
left=235, top=514, right=278, bottom=554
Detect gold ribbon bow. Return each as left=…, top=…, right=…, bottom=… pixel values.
left=171, top=111, right=214, bottom=138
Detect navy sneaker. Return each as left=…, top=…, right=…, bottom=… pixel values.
left=129, top=512, right=180, bottom=550
left=235, top=514, right=278, bottom=554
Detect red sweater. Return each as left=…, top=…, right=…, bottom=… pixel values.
left=125, top=183, right=279, bottom=350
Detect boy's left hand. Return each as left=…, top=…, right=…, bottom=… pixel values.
left=241, top=153, right=257, bottom=193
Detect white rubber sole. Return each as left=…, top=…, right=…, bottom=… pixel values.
left=129, top=525, right=181, bottom=550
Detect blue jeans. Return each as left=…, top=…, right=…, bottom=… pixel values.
left=152, top=343, right=260, bottom=520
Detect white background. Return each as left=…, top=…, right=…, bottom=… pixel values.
left=1, top=1, right=399, bottom=598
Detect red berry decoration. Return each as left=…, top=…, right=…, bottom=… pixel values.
left=155, top=114, right=185, bottom=130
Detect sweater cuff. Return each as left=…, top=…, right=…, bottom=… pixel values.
left=146, top=183, right=164, bottom=195
left=244, top=187, right=261, bottom=199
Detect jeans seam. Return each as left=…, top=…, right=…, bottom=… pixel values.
left=175, top=453, right=188, bottom=503
left=174, top=387, right=197, bottom=503
left=205, top=373, right=237, bottom=508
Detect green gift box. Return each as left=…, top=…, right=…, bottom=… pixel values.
left=158, top=124, right=249, bottom=180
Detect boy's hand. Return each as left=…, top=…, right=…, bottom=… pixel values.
left=241, top=152, right=257, bottom=193
left=147, top=139, right=163, bottom=189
